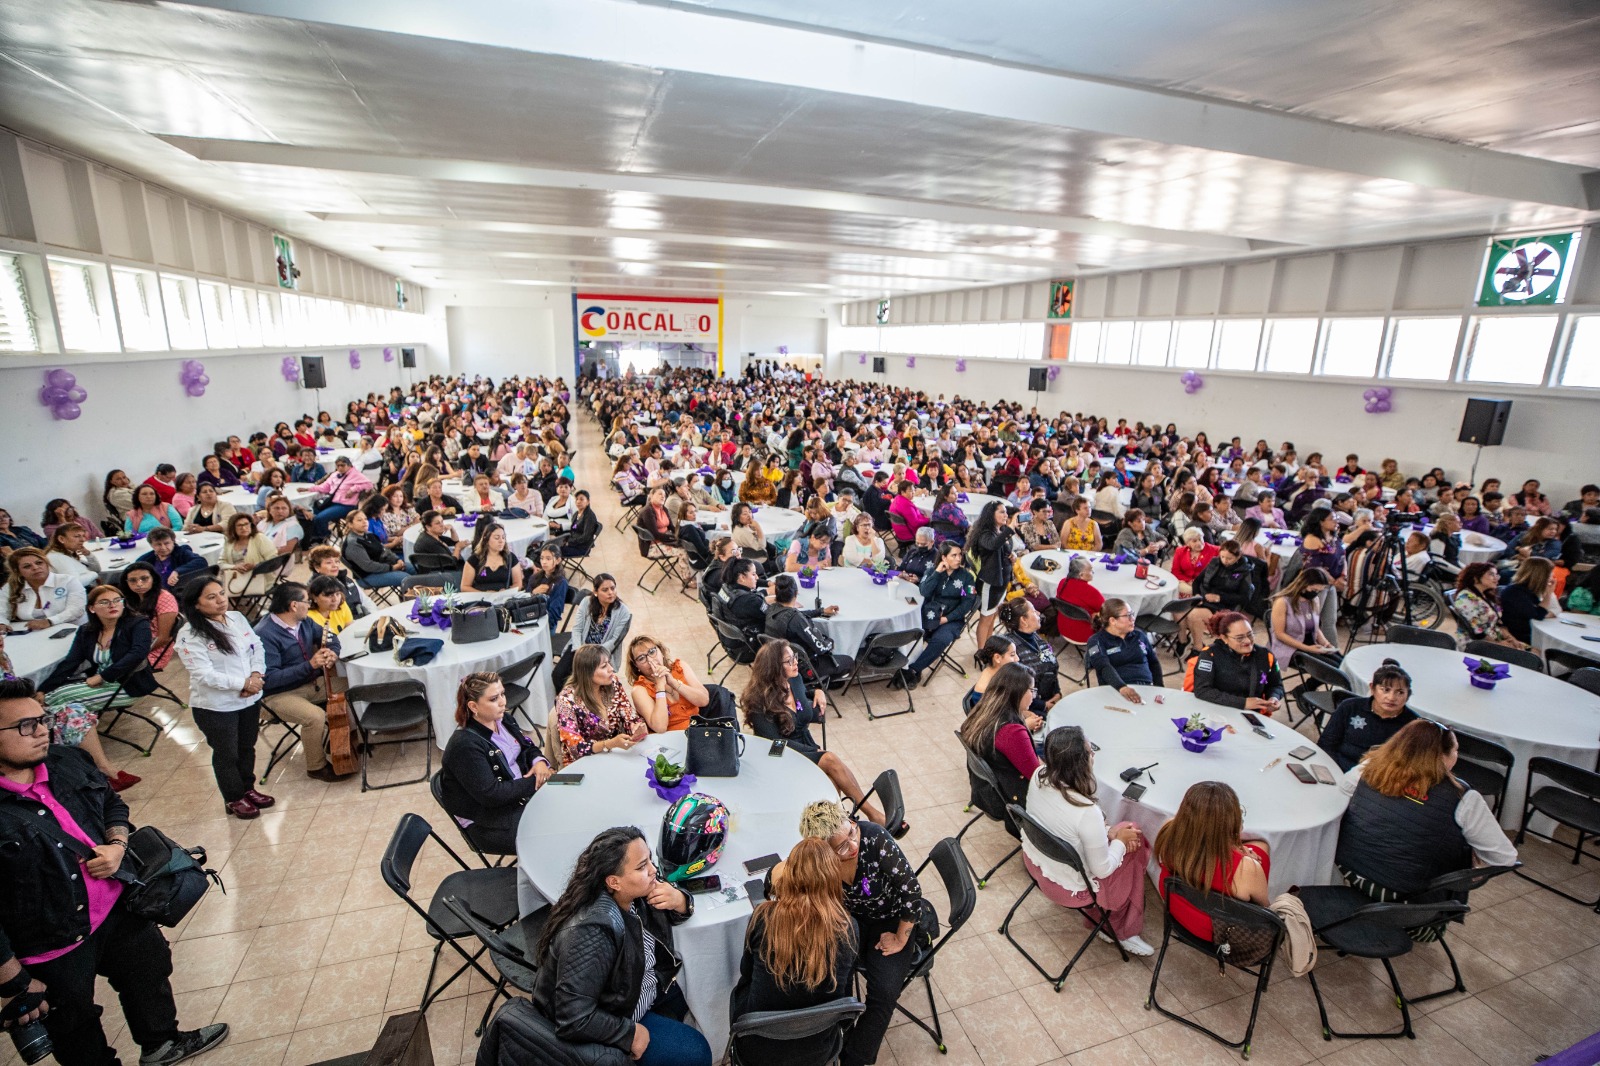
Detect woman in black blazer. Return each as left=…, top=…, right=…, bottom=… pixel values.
left=35, top=584, right=152, bottom=790
left=439, top=672, right=552, bottom=854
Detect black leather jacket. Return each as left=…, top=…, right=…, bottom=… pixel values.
left=0, top=747, right=131, bottom=968
left=531, top=894, right=691, bottom=1053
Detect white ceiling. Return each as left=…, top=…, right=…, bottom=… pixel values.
left=0, top=0, right=1595, bottom=301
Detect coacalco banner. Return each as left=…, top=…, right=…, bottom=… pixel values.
left=575, top=293, right=721, bottom=343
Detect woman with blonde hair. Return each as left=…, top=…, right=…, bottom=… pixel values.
left=731, top=837, right=859, bottom=1064
left=1153, top=781, right=1271, bottom=942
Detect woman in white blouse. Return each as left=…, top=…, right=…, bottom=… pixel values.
left=1, top=548, right=88, bottom=630
left=175, top=577, right=274, bottom=819
left=44, top=524, right=104, bottom=588
left=1023, top=726, right=1154, bottom=956
left=840, top=514, right=887, bottom=569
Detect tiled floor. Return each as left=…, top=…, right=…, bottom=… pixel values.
left=10, top=407, right=1598, bottom=1066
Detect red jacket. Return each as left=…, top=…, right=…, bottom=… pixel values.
left=1053, top=577, right=1104, bottom=642
left=1170, top=544, right=1219, bottom=585
left=142, top=475, right=176, bottom=503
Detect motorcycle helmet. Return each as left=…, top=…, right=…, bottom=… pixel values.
left=659, top=792, right=729, bottom=883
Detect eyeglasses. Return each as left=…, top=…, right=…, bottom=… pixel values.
left=830, top=822, right=860, bottom=857
left=93, top=597, right=125, bottom=607
left=1226, top=630, right=1256, bottom=644
left=632, top=647, right=662, bottom=664
left=0, top=715, right=48, bottom=737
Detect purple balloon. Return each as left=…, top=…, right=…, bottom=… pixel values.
left=46, top=368, right=75, bottom=390
left=194, top=374, right=209, bottom=387
left=65, top=387, right=87, bottom=403
left=1362, top=389, right=1376, bottom=400
left=905, top=357, right=916, bottom=368
left=955, top=359, right=967, bottom=373
left=1047, top=365, right=1061, bottom=381
left=185, top=382, right=207, bottom=397
left=54, top=401, right=81, bottom=421
left=857, top=354, right=866, bottom=364
left=1375, top=387, right=1391, bottom=400
left=40, top=386, right=67, bottom=405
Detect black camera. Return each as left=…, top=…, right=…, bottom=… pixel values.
left=1385, top=511, right=1425, bottom=530
left=10, top=1020, right=50, bottom=1064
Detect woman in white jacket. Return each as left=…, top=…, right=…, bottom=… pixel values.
left=175, top=577, right=274, bottom=819
left=1, top=548, right=88, bottom=629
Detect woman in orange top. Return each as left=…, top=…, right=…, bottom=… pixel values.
left=625, top=634, right=711, bottom=732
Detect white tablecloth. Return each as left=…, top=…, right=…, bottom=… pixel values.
left=1418, top=527, right=1505, bottom=566
left=88, top=532, right=224, bottom=576
left=402, top=515, right=549, bottom=563
left=706, top=506, right=805, bottom=545
left=807, top=566, right=923, bottom=657
left=1045, top=688, right=1347, bottom=896
left=1531, top=612, right=1600, bottom=660
left=1020, top=550, right=1179, bottom=620
left=1343, top=643, right=1600, bottom=828
left=337, top=591, right=555, bottom=746
left=515, top=731, right=837, bottom=1056
left=913, top=492, right=1005, bottom=524
left=218, top=483, right=320, bottom=515
left=312, top=446, right=363, bottom=469
left=1255, top=530, right=1301, bottom=562
left=5, top=624, right=79, bottom=684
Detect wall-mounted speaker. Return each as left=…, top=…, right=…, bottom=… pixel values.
left=1458, top=398, right=1511, bottom=446
left=1027, top=367, right=1049, bottom=392
left=301, top=356, right=326, bottom=390
left=401, top=347, right=416, bottom=368
left=872, top=356, right=886, bottom=374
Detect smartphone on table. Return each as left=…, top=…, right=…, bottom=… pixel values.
left=1286, top=763, right=1317, bottom=784
left=680, top=874, right=723, bottom=894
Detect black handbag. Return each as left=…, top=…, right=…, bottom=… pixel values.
left=451, top=602, right=501, bottom=644
left=500, top=593, right=548, bottom=628
left=366, top=615, right=410, bottom=654
left=684, top=714, right=744, bottom=778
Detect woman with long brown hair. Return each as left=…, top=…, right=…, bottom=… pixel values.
left=731, top=837, right=859, bottom=1064
left=957, top=663, right=1041, bottom=811
left=1335, top=720, right=1515, bottom=902
left=1153, top=781, right=1270, bottom=942
left=552, top=643, right=647, bottom=764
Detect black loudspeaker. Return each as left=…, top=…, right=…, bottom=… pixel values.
left=1027, top=367, right=1049, bottom=391
left=301, top=356, right=326, bottom=390
left=401, top=347, right=416, bottom=368
left=872, top=356, right=886, bottom=374
left=1458, top=398, right=1511, bottom=446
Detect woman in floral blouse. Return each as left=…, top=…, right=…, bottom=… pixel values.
left=1452, top=562, right=1527, bottom=650
left=553, top=642, right=648, bottom=764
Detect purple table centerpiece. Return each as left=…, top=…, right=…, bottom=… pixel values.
left=1172, top=716, right=1226, bottom=753
left=645, top=763, right=697, bottom=803
left=1463, top=656, right=1511, bottom=690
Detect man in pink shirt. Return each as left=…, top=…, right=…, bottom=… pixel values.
left=308, top=456, right=374, bottom=540
left=0, top=678, right=229, bottom=1066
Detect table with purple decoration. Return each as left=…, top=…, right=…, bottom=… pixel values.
left=401, top=513, right=549, bottom=563
left=912, top=491, right=1005, bottom=524
left=1342, top=643, right=1600, bottom=829
left=805, top=565, right=923, bottom=657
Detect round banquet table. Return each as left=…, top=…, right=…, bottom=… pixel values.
left=5, top=622, right=80, bottom=684
left=402, top=514, right=548, bottom=563
left=1452, top=531, right=1507, bottom=566
left=1045, top=687, right=1348, bottom=896
left=1020, top=549, right=1179, bottom=620
left=705, top=505, right=805, bottom=545
left=807, top=566, right=923, bottom=657
left=336, top=589, right=555, bottom=745
left=312, top=446, right=362, bottom=469
left=515, top=731, right=837, bottom=1056
left=1530, top=612, right=1600, bottom=659
left=913, top=492, right=1005, bottom=524
left=218, top=483, right=320, bottom=515
left=1255, top=529, right=1301, bottom=563
left=88, top=531, right=224, bottom=577
left=1342, top=643, right=1600, bottom=829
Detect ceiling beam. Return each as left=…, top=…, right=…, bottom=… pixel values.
left=184, top=0, right=1596, bottom=210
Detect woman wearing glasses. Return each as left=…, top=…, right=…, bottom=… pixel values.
left=624, top=635, right=710, bottom=733
left=1184, top=610, right=1285, bottom=716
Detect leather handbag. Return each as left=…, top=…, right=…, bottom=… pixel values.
left=366, top=615, right=411, bottom=654
left=684, top=714, right=744, bottom=778
left=450, top=602, right=501, bottom=645
left=499, top=593, right=548, bottom=628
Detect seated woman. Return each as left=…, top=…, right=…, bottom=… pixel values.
left=886, top=479, right=928, bottom=550
left=1185, top=611, right=1285, bottom=716
left=464, top=473, right=504, bottom=514
left=1317, top=658, right=1419, bottom=771
left=440, top=672, right=552, bottom=855
left=1452, top=562, right=1525, bottom=649
left=958, top=664, right=1042, bottom=811
left=1052, top=555, right=1103, bottom=642
left=1085, top=598, right=1163, bottom=703
left=306, top=574, right=354, bottom=635
left=35, top=584, right=149, bottom=792
left=625, top=635, right=709, bottom=733
left=929, top=482, right=970, bottom=540
left=784, top=524, right=835, bottom=574
left=1184, top=539, right=1256, bottom=648
left=256, top=494, right=304, bottom=557
left=560, top=574, right=633, bottom=684
left=1500, top=557, right=1559, bottom=646
left=1060, top=496, right=1103, bottom=551
left=41, top=499, right=98, bottom=540
left=1268, top=566, right=1339, bottom=668
left=796, top=801, right=923, bottom=1066
left=411, top=508, right=465, bottom=573
left=738, top=458, right=777, bottom=504
left=1112, top=508, right=1163, bottom=560
left=741, top=640, right=893, bottom=830
left=964, top=635, right=1019, bottom=711
left=44, top=523, right=103, bottom=588
left=1244, top=491, right=1286, bottom=529
left=1154, top=781, right=1271, bottom=941
left=183, top=483, right=236, bottom=535
left=1, top=548, right=87, bottom=630
left=460, top=521, right=523, bottom=593
left=123, top=484, right=183, bottom=536
left=525, top=545, right=570, bottom=630
left=840, top=513, right=887, bottom=568
left=1025, top=727, right=1152, bottom=955
left=894, top=542, right=977, bottom=689
left=997, top=598, right=1061, bottom=713
left=119, top=562, right=179, bottom=668
left=552, top=642, right=648, bottom=763
left=529, top=827, right=710, bottom=1066
left=1018, top=498, right=1060, bottom=552
left=503, top=472, right=543, bottom=516
left=1335, top=720, right=1517, bottom=901
left=170, top=473, right=197, bottom=518
left=1169, top=527, right=1219, bottom=596
left=732, top=837, right=860, bottom=1066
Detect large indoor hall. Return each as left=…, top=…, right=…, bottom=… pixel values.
left=1, top=4, right=1599, bottom=1066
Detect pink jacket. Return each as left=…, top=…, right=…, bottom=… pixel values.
left=888, top=494, right=928, bottom=540
left=316, top=468, right=373, bottom=506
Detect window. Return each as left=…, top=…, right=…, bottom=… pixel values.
left=1171, top=321, right=1213, bottom=368
left=279, top=293, right=307, bottom=347
left=1320, top=318, right=1384, bottom=378
left=230, top=287, right=261, bottom=348
left=1262, top=318, right=1318, bottom=374
left=1100, top=321, right=1134, bottom=365
left=1214, top=319, right=1262, bottom=370
left=1386, top=317, right=1459, bottom=380
left=47, top=258, right=119, bottom=352
left=197, top=281, right=235, bottom=349
left=1464, top=315, right=1557, bottom=385
left=160, top=275, right=205, bottom=349
left=0, top=253, right=39, bottom=352
left=111, top=268, right=168, bottom=351
left=1134, top=321, right=1172, bottom=366
left=256, top=290, right=282, bottom=346
left=1069, top=321, right=1102, bottom=362
left=1562, top=317, right=1600, bottom=388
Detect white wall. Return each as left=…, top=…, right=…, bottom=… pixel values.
left=828, top=352, right=1600, bottom=502
left=445, top=304, right=564, bottom=380
left=0, top=346, right=418, bottom=527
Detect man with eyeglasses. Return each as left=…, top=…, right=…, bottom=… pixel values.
left=253, top=582, right=350, bottom=782
left=0, top=677, right=229, bottom=1066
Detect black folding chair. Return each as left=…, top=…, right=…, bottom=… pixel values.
left=1286, top=651, right=1351, bottom=731
left=88, top=668, right=166, bottom=757
left=228, top=552, right=293, bottom=621
left=837, top=629, right=922, bottom=719
left=1384, top=624, right=1455, bottom=650
left=711, top=618, right=761, bottom=686
left=955, top=746, right=1021, bottom=887
left=551, top=586, right=590, bottom=662
left=633, top=526, right=686, bottom=595
left=885, top=838, right=975, bottom=1055
left=258, top=702, right=303, bottom=782
left=1545, top=649, right=1600, bottom=681
left=1513, top=756, right=1600, bottom=911
left=1147, top=876, right=1285, bottom=1057
left=1451, top=730, right=1514, bottom=815
left=347, top=680, right=435, bottom=791
left=728, top=998, right=866, bottom=1066
left=440, top=896, right=549, bottom=1037
left=849, top=769, right=904, bottom=834
left=1461, top=640, right=1545, bottom=673
left=380, top=814, right=520, bottom=1012
left=1402, top=865, right=1517, bottom=1002
left=499, top=651, right=547, bottom=740
left=429, top=771, right=511, bottom=868
left=1136, top=596, right=1201, bottom=654
left=1000, top=805, right=1129, bottom=989
left=1049, top=598, right=1092, bottom=686
left=144, top=623, right=188, bottom=712
left=1568, top=667, right=1600, bottom=697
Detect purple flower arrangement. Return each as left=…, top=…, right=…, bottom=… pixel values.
left=645, top=763, right=696, bottom=803
left=1172, top=716, right=1226, bottom=753
left=1463, top=656, right=1511, bottom=690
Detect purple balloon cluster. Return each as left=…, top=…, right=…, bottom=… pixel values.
left=906, top=356, right=916, bottom=369
left=383, top=347, right=395, bottom=363
left=280, top=356, right=301, bottom=384
left=348, top=349, right=362, bottom=369
left=857, top=353, right=867, bottom=364
left=1180, top=369, right=1204, bottom=394
left=39, top=368, right=87, bottom=421
left=777, top=345, right=789, bottom=356
left=1047, top=365, right=1061, bottom=382
left=179, top=359, right=209, bottom=398
left=1363, top=386, right=1393, bottom=414
left=955, top=359, right=967, bottom=373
